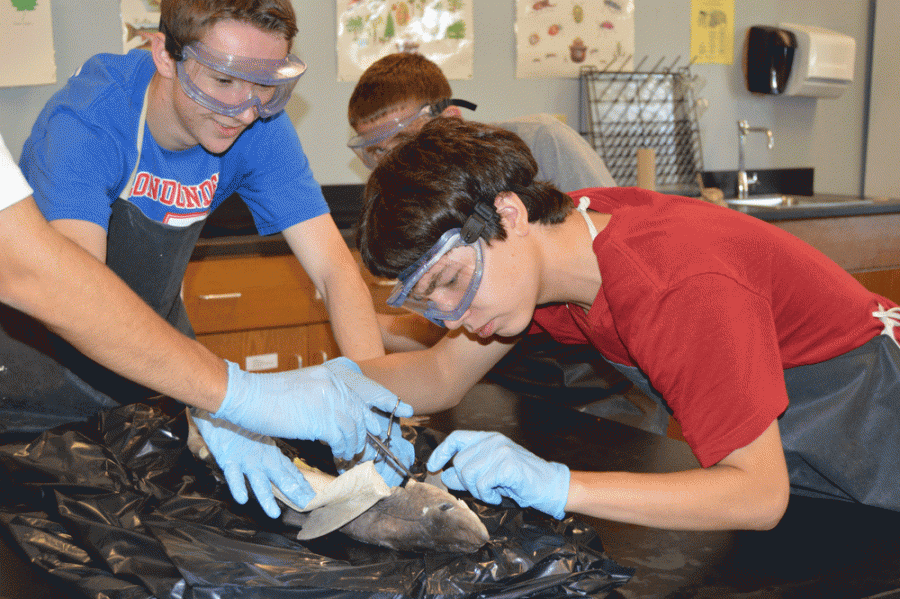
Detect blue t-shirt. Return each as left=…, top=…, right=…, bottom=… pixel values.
left=20, top=49, right=327, bottom=235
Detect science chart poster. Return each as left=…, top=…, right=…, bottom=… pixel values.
left=337, top=0, right=474, bottom=82
left=1, top=0, right=56, bottom=87
left=516, top=0, right=634, bottom=78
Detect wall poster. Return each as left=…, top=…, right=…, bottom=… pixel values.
left=690, top=0, right=733, bottom=64
left=516, top=0, right=634, bottom=79
left=121, top=0, right=160, bottom=53
left=337, top=0, right=474, bottom=82
left=1, top=0, right=56, bottom=87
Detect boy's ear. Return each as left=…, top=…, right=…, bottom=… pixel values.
left=441, top=105, right=462, bottom=118
left=150, top=32, right=177, bottom=79
left=494, top=192, right=529, bottom=235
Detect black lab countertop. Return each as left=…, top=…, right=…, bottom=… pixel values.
left=424, top=382, right=900, bottom=599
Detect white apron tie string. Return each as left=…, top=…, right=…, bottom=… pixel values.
left=872, top=304, right=900, bottom=349
left=576, top=196, right=601, bottom=289
left=566, top=198, right=603, bottom=316
left=577, top=196, right=599, bottom=240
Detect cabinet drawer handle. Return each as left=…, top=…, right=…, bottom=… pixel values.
left=199, top=292, right=242, bottom=300
left=375, top=279, right=398, bottom=286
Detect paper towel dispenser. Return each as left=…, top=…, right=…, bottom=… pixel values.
left=745, top=23, right=855, bottom=98
left=746, top=26, right=796, bottom=94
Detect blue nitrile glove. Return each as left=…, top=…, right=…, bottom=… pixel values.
left=214, top=357, right=411, bottom=461
left=191, top=409, right=314, bottom=518
left=426, top=431, right=570, bottom=520
left=322, top=359, right=415, bottom=487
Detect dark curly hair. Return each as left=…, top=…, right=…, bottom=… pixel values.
left=357, top=118, right=573, bottom=279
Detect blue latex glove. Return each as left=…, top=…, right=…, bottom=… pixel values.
left=214, top=357, right=412, bottom=461
left=191, top=409, right=314, bottom=518
left=426, top=431, right=570, bottom=520
left=321, top=359, right=415, bottom=487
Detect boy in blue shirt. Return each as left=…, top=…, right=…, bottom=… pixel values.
left=9, top=0, right=406, bottom=517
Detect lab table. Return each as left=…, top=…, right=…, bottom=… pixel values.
left=2, top=382, right=899, bottom=599
left=426, top=382, right=900, bottom=599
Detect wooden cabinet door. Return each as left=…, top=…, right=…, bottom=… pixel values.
left=851, top=269, right=900, bottom=305
left=196, top=323, right=339, bottom=372
left=184, top=254, right=328, bottom=334
left=197, top=326, right=306, bottom=372
left=184, top=250, right=406, bottom=370
left=770, top=214, right=900, bottom=305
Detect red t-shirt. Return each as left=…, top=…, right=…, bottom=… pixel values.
left=530, top=188, right=897, bottom=467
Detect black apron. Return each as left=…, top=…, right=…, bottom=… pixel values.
left=0, top=91, right=207, bottom=433
left=607, top=332, right=900, bottom=511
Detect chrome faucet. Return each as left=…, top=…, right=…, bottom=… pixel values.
left=737, top=120, right=774, bottom=199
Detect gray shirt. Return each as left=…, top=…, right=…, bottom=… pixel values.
left=498, top=113, right=616, bottom=192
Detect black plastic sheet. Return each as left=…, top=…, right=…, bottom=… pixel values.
left=0, top=403, right=633, bottom=599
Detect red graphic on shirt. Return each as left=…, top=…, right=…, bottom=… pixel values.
left=129, top=172, right=219, bottom=209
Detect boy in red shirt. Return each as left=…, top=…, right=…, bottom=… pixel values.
left=357, top=118, right=900, bottom=530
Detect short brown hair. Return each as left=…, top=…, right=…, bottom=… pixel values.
left=357, top=118, right=573, bottom=279
left=348, top=53, right=453, bottom=128
left=160, top=0, right=298, bottom=61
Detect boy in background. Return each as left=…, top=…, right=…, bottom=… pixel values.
left=347, top=52, right=615, bottom=193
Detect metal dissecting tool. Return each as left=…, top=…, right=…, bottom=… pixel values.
left=366, top=397, right=416, bottom=482
left=366, top=431, right=415, bottom=482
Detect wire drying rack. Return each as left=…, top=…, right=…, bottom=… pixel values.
left=580, top=57, right=705, bottom=195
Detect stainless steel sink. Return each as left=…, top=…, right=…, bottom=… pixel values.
left=726, top=194, right=795, bottom=207
left=725, top=194, right=874, bottom=210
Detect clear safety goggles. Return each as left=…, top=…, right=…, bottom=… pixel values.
left=386, top=228, right=484, bottom=326
left=176, top=42, right=306, bottom=118
left=348, top=98, right=476, bottom=169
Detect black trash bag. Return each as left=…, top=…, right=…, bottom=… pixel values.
left=0, top=403, right=633, bottom=599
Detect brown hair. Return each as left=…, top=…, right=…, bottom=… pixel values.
left=348, top=53, right=453, bottom=128
left=357, top=118, right=573, bottom=279
left=160, top=0, right=297, bottom=60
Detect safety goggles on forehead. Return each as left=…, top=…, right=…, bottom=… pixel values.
left=386, top=203, right=496, bottom=326
left=347, top=98, right=477, bottom=169
left=177, top=42, right=306, bottom=118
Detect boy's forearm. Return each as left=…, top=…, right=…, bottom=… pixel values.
left=566, top=467, right=785, bottom=530
left=358, top=351, right=462, bottom=414
left=377, top=312, right=446, bottom=352
left=321, top=273, right=386, bottom=362
left=0, top=199, right=229, bottom=412
left=565, top=421, right=790, bottom=530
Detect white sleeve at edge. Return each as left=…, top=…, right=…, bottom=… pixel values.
left=0, top=133, right=33, bottom=212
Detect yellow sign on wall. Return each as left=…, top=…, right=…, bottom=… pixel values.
left=691, top=0, right=734, bottom=64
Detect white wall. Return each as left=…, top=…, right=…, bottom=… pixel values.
left=0, top=1, right=875, bottom=195
left=864, top=0, right=899, bottom=198
left=773, top=0, right=873, bottom=197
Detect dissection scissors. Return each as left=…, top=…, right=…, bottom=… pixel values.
left=366, top=397, right=415, bottom=482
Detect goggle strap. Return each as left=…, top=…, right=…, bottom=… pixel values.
left=430, top=98, right=478, bottom=114
left=159, top=19, right=184, bottom=62
left=448, top=98, right=478, bottom=112
left=460, top=202, right=498, bottom=243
